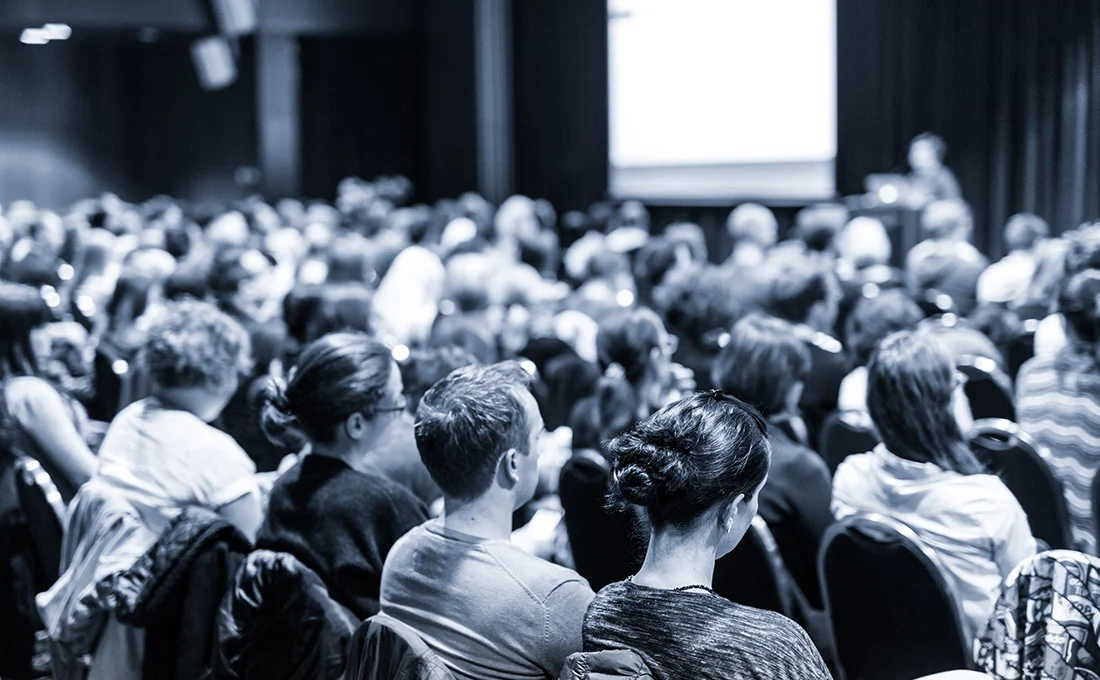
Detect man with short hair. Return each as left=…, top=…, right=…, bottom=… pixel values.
left=905, top=199, right=989, bottom=315
left=380, top=362, right=594, bottom=680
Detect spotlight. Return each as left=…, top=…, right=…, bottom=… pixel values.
left=43, top=24, right=72, bottom=40
left=112, top=360, right=129, bottom=376
left=877, top=185, right=899, bottom=205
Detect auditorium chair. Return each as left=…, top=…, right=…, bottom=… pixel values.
left=819, top=411, right=879, bottom=474
left=957, top=355, right=1016, bottom=422
left=713, top=516, right=794, bottom=618
left=969, top=419, right=1072, bottom=550
left=14, top=456, right=66, bottom=589
left=820, top=513, right=973, bottom=680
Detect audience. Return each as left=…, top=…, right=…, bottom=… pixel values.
left=1017, top=269, right=1100, bottom=554
left=95, top=299, right=262, bottom=538
left=381, top=362, right=594, bottom=679
left=583, top=391, right=831, bottom=679
left=257, top=333, right=429, bottom=618
left=905, top=199, right=988, bottom=316
left=976, top=213, right=1049, bottom=307
left=832, top=330, right=1036, bottom=639
left=725, top=203, right=778, bottom=268
left=0, top=282, right=97, bottom=500
left=711, top=314, right=833, bottom=614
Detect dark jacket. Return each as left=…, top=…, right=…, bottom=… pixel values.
left=796, top=329, right=851, bottom=450
left=344, top=613, right=455, bottom=680
left=214, top=550, right=359, bottom=680
left=559, top=650, right=655, bottom=680
left=106, top=507, right=252, bottom=680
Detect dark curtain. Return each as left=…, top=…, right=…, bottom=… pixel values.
left=838, top=0, right=1100, bottom=259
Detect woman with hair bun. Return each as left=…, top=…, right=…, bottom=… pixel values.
left=256, top=332, right=428, bottom=618
left=581, top=391, right=830, bottom=679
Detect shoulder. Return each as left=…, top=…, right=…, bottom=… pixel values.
left=489, top=543, right=592, bottom=603
left=832, top=452, right=877, bottom=487
left=5, top=376, right=63, bottom=409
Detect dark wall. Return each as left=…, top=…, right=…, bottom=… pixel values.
left=512, top=0, right=609, bottom=212
left=0, top=34, right=257, bottom=208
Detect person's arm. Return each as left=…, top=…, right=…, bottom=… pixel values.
left=990, top=489, right=1038, bottom=578
left=10, top=379, right=98, bottom=490
left=217, top=492, right=264, bottom=541
left=541, top=579, right=595, bottom=677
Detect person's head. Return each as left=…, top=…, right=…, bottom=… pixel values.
left=711, top=314, right=810, bottom=418
left=105, top=272, right=153, bottom=332
left=415, top=362, right=541, bottom=508
left=845, top=289, right=924, bottom=365
left=429, top=314, right=498, bottom=364
left=208, top=246, right=277, bottom=318
left=837, top=217, right=892, bottom=269
left=141, top=299, right=252, bottom=422
left=866, top=330, right=983, bottom=474
left=263, top=333, right=404, bottom=453
left=597, top=307, right=672, bottom=386
left=1021, top=237, right=1069, bottom=310
left=0, top=282, right=54, bottom=379
left=663, top=222, right=708, bottom=264
left=1065, top=223, right=1100, bottom=275
left=908, top=132, right=946, bottom=173
left=921, top=199, right=972, bottom=242
left=1056, top=269, right=1100, bottom=368
left=399, top=345, right=479, bottom=414
left=794, top=203, right=848, bottom=253
left=607, top=391, right=771, bottom=558
left=765, top=254, right=840, bottom=332
left=726, top=203, right=778, bottom=249
left=1004, top=213, right=1049, bottom=253
left=655, top=265, right=747, bottom=344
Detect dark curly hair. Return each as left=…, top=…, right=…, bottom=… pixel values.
left=606, top=391, right=771, bottom=528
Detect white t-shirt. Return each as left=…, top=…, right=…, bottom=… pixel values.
left=96, top=397, right=257, bottom=537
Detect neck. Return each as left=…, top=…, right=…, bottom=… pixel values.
left=442, top=492, right=514, bottom=541
left=634, top=525, right=717, bottom=590
left=153, top=386, right=216, bottom=422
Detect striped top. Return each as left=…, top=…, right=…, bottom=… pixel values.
left=1016, top=353, right=1100, bottom=554
left=583, top=580, right=830, bottom=680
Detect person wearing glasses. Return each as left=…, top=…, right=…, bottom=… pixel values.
left=257, top=332, right=429, bottom=618
left=832, top=330, right=1036, bottom=640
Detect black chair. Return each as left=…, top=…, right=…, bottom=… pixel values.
left=1005, top=325, right=1036, bottom=382
left=969, top=418, right=1072, bottom=550
left=13, top=456, right=65, bottom=588
left=820, top=513, right=973, bottom=680
left=819, top=411, right=879, bottom=474
left=713, top=516, right=794, bottom=617
left=957, top=355, right=1016, bottom=422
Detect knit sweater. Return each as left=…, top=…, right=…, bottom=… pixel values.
left=583, top=580, right=830, bottom=680
left=256, top=454, right=428, bottom=618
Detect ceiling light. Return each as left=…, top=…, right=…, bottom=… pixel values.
left=43, top=24, right=71, bottom=40
left=20, top=28, right=50, bottom=45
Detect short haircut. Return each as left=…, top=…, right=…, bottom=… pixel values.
left=921, top=199, right=972, bottom=240
left=712, top=314, right=810, bottom=417
left=794, top=203, right=849, bottom=253
left=765, top=256, right=833, bottom=325
left=656, top=265, right=749, bottom=342
left=607, top=391, right=771, bottom=528
left=596, top=307, right=665, bottom=383
left=727, top=203, right=778, bottom=246
left=415, top=361, right=534, bottom=500
left=845, top=289, right=924, bottom=364
left=910, top=132, right=946, bottom=161
left=141, top=299, right=251, bottom=390
left=1003, top=213, right=1049, bottom=252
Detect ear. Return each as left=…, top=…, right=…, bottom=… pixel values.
left=721, top=494, right=745, bottom=532
left=344, top=412, right=367, bottom=441
left=499, top=448, right=521, bottom=488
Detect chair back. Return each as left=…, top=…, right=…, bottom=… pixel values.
left=712, top=516, right=793, bottom=617
left=13, top=456, right=65, bottom=588
left=969, top=419, right=1072, bottom=550
left=345, top=613, right=455, bottom=680
left=819, top=513, right=972, bottom=680
left=1005, top=327, right=1036, bottom=381
left=819, top=411, right=878, bottom=474
left=957, top=355, right=1016, bottom=422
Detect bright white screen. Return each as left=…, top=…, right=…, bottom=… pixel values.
left=608, top=0, right=837, bottom=201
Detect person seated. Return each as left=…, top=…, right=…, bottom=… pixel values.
left=763, top=254, right=850, bottom=448
left=398, top=346, right=479, bottom=416
left=1017, top=270, right=1100, bottom=555
left=905, top=199, right=988, bottom=316
left=832, top=330, right=1036, bottom=639
left=976, top=213, right=1049, bottom=308
left=380, top=362, right=594, bottom=680
left=583, top=390, right=831, bottom=679
left=724, top=203, right=778, bottom=268
left=905, top=132, right=962, bottom=205
left=0, top=282, right=97, bottom=501
left=838, top=289, right=924, bottom=422
left=791, top=202, right=849, bottom=255
left=834, top=216, right=904, bottom=331
left=95, top=299, right=262, bottom=539
left=711, top=314, right=833, bottom=614
left=256, top=333, right=429, bottom=619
